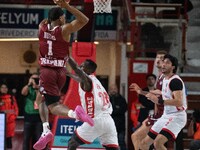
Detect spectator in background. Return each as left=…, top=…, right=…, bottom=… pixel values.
left=109, top=84, right=128, bottom=150
left=21, top=73, right=43, bottom=150
left=0, top=83, right=19, bottom=149
left=188, top=109, right=200, bottom=150
left=136, top=74, right=156, bottom=128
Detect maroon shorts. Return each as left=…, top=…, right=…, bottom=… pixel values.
left=146, top=104, right=164, bottom=126
left=39, top=66, right=67, bottom=96
left=146, top=113, right=162, bottom=126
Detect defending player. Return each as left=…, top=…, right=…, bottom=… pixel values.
left=67, top=56, right=119, bottom=150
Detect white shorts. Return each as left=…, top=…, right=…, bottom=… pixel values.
left=150, top=111, right=187, bottom=139
left=76, top=114, right=118, bottom=147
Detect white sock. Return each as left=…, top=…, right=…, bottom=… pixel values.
left=43, top=122, right=50, bottom=133
left=68, top=110, right=76, bottom=118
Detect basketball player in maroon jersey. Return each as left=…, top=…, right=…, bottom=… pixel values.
left=130, top=50, right=167, bottom=150
left=33, top=0, right=94, bottom=149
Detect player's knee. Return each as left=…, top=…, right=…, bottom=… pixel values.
left=153, top=139, right=162, bottom=149
left=49, top=104, right=59, bottom=113
left=140, top=138, right=148, bottom=148
left=140, top=136, right=154, bottom=150
left=131, top=128, right=144, bottom=142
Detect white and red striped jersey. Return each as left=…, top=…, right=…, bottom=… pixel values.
left=78, top=75, right=113, bottom=118
left=162, top=74, right=187, bottom=114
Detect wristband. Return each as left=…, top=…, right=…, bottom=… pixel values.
left=158, top=97, right=164, bottom=105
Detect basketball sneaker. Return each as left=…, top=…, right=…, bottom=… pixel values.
left=75, top=105, right=94, bottom=126
left=33, top=130, right=53, bottom=150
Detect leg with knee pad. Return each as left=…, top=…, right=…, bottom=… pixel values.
left=68, top=134, right=84, bottom=150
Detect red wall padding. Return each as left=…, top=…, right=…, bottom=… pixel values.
left=127, top=59, right=154, bottom=150
left=64, top=42, right=96, bottom=109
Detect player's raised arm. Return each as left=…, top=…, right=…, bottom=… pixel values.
left=67, top=56, right=92, bottom=91
left=39, top=19, right=48, bottom=29
left=66, top=69, right=82, bottom=82
left=54, top=0, right=89, bottom=34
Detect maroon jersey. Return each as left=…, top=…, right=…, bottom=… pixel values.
left=146, top=74, right=165, bottom=126
left=156, top=74, right=164, bottom=90
left=38, top=24, right=69, bottom=67
left=156, top=74, right=164, bottom=117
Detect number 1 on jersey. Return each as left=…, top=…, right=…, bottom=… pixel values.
left=47, top=40, right=53, bottom=56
